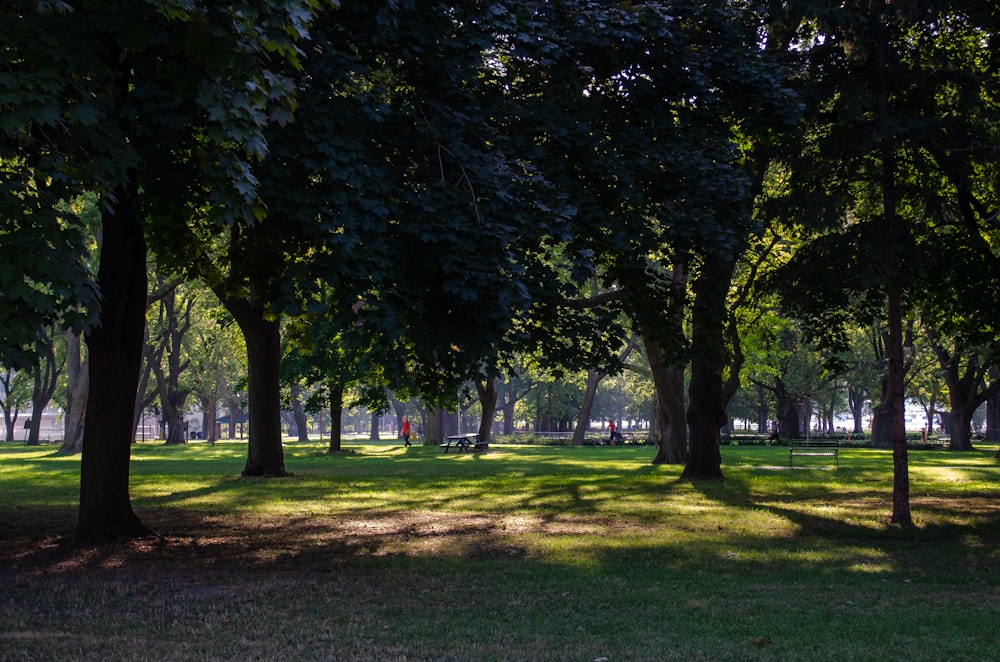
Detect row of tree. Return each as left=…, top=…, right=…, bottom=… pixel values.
left=3, top=1, right=999, bottom=540
left=6, top=276, right=995, bottom=449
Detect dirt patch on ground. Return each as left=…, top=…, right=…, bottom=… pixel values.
left=0, top=508, right=599, bottom=579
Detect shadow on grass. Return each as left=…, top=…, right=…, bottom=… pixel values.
left=2, top=444, right=998, bottom=589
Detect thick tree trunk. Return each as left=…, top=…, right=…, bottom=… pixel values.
left=923, top=329, right=1000, bottom=452
left=201, top=394, right=218, bottom=444
left=3, top=409, right=16, bottom=443
left=870, top=387, right=892, bottom=447
left=501, top=401, right=514, bottom=435
left=644, top=334, right=687, bottom=464
left=162, top=404, right=187, bottom=445
left=219, top=299, right=287, bottom=477
left=948, top=406, right=974, bottom=450
left=776, top=389, right=801, bottom=441
left=572, top=370, right=602, bottom=446
left=369, top=411, right=380, bottom=441
left=986, top=388, right=1000, bottom=443
left=424, top=406, right=444, bottom=445
left=290, top=382, right=309, bottom=442
left=327, top=386, right=343, bottom=453
left=848, top=385, right=866, bottom=435
left=681, top=253, right=733, bottom=481
left=78, top=184, right=152, bottom=542
left=476, top=376, right=497, bottom=447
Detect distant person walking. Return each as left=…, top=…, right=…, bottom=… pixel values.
left=402, top=417, right=412, bottom=447
left=608, top=419, right=617, bottom=446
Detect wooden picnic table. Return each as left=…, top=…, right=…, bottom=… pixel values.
left=441, top=433, right=488, bottom=453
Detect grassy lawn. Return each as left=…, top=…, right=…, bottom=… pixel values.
left=1, top=440, right=998, bottom=661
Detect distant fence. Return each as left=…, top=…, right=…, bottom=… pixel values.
left=508, top=430, right=650, bottom=445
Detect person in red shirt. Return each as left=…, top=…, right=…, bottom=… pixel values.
left=608, top=419, right=617, bottom=446
left=402, top=417, right=412, bottom=447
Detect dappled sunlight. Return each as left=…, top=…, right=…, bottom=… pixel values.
left=910, top=464, right=999, bottom=485
left=4, top=443, right=999, bottom=589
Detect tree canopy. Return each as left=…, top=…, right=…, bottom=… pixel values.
left=2, top=0, right=999, bottom=539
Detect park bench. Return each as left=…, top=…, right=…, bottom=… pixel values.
left=789, top=439, right=839, bottom=469
left=441, top=433, right=488, bottom=453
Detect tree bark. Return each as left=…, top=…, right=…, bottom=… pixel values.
left=327, top=385, right=343, bottom=453
left=644, top=333, right=687, bottom=464
left=424, top=406, right=444, bottom=445
left=572, top=369, right=602, bottom=446
left=27, top=335, right=59, bottom=445
left=681, top=253, right=733, bottom=480
left=923, top=328, right=1000, bottom=452
left=150, top=288, right=192, bottom=445
left=847, top=385, right=866, bottom=435
left=774, top=380, right=802, bottom=441
left=290, top=381, right=309, bottom=442
left=887, top=288, right=912, bottom=526
left=200, top=393, right=218, bottom=444
left=218, top=298, right=287, bottom=477
left=61, top=331, right=87, bottom=452
left=78, top=181, right=152, bottom=542
left=986, top=385, right=1000, bottom=443
left=476, top=376, right=497, bottom=447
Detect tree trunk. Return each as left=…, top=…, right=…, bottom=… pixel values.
left=327, top=385, right=343, bottom=453
left=476, top=376, right=497, bottom=447
left=572, top=370, right=602, bottom=446
left=681, top=253, right=733, bottom=480
left=755, top=383, right=769, bottom=435
left=847, top=385, right=866, bottom=435
left=201, top=393, right=218, bottom=444
left=27, top=334, right=59, bottom=445
left=886, top=288, right=912, bottom=526
left=869, top=383, right=893, bottom=447
left=78, top=182, right=152, bottom=542
left=644, top=334, right=687, bottom=464
left=226, top=397, right=243, bottom=439
left=219, top=299, right=287, bottom=477
left=948, top=397, right=975, bottom=451
left=162, top=403, right=188, bottom=444
left=61, top=332, right=88, bottom=452
left=290, top=381, right=309, bottom=442
left=131, top=341, right=157, bottom=444
left=923, top=328, right=1000, bottom=452
left=424, top=406, right=444, bottom=445
left=501, top=399, right=515, bottom=434
left=985, top=388, right=1000, bottom=443
left=369, top=411, right=380, bottom=441
left=771, top=377, right=801, bottom=441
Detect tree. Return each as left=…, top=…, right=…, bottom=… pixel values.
left=751, top=322, right=829, bottom=440
left=26, top=327, right=64, bottom=445
left=0, top=368, right=29, bottom=442
left=145, top=277, right=196, bottom=445
left=773, top=0, right=1000, bottom=524
left=2, top=0, right=317, bottom=541
left=572, top=333, right=638, bottom=446
left=923, top=326, right=1000, bottom=450
left=501, top=0, right=798, bottom=478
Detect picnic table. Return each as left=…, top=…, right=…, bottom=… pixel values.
left=441, top=433, right=488, bottom=453
left=789, top=439, right=839, bottom=468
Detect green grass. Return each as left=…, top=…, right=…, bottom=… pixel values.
left=1, top=440, right=998, bottom=661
